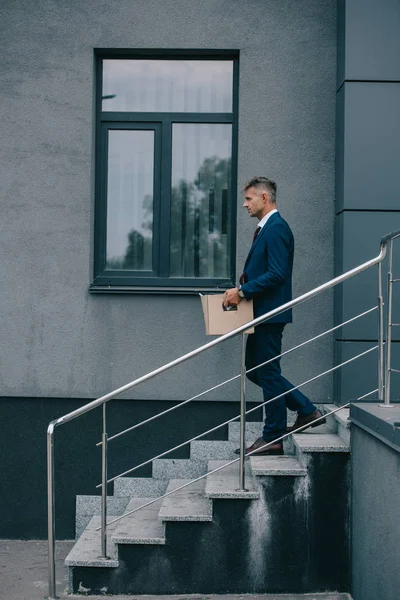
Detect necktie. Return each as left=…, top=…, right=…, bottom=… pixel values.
left=240, top=227, right=261, bottom=284
left=252, top=226, right=261, bottom=242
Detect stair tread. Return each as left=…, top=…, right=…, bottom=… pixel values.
left=65, top=516, right=119, bottom=567
left=250, top=455, right=307, bottom=476
left=293, top=432, right=350, bottom=452
left=159, top=478, right=212, bottom=521
left=205, top=459, right=259, bottom=499
left=112, top=497, right=166, bottom=544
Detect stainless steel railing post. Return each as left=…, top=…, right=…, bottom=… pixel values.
left=377, top=261, right=385, bottom=401
left=384, top=239, right=393, bottom=405
left=100, top=403, right=109, bottom=559
left=47, top=423, right=58, bottom=600
left=238, top=331, right=248, bottom=491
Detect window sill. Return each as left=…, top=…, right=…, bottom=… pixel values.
left=89, top=284, right=231, bottom=295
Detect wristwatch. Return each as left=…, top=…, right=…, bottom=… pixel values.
left=238, top=285, right=245, bottom=298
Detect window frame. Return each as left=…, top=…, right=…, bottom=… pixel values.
left=91, top=49, right=239, bottom=294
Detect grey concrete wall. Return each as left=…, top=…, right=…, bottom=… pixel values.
left=0, top=0, right=336, bottom=403
left=335, top=0, right=400, bottom=403
left=350, top=405, right=400, bottom=600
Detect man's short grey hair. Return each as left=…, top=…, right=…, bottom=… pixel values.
left=243, top=176, right=277, bottom=204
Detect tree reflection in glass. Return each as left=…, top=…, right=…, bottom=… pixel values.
left=170, top=124, right=231, bottom=278
left=105, top=130, right=154, bottom=271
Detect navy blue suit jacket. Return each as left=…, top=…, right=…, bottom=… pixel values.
left=241, top=211, right=293, bottom=323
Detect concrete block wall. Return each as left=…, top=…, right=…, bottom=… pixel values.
left=0, top=0, right=336, bottom=404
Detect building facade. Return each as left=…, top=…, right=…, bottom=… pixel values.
left=0, top=0, right=398, bottom=540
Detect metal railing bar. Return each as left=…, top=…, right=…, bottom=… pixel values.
left=97, top=403, right=351, bottom=531
left=50, top=247, right=386, bottom=430
left=98, top=306, right=378, bottom=447
left=237, top=345, right=378, bottom=422
left=98, top=345, right=377, bottom=487
left=390, top=368, right=400, bottom=373
left=357, top=388, right=379, bottom=400
left=97, top=373, right=241, bottom=447
left=392, top=279, right=400, bottom=283
left=245, top=306, right=377, bottom=377
left=380, top=229, right=400, bottom=244
left=391, top=323, right=400, bottom=327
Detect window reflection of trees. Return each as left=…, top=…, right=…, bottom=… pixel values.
left=107, top=156, right=230, bottom=277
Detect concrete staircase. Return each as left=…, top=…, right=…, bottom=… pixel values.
left=66, top=405, right=351, bottom=595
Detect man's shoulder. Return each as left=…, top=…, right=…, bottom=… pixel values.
left=267, top=212, right=293, bottom=235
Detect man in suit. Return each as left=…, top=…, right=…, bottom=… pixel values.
left=223, top=176, right=325, bottom=456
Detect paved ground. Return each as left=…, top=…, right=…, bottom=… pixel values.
left=0, top=540, right=352, bottom=600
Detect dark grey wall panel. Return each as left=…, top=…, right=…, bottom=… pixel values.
left=351, top=422, right=400, bottom=600
left=340, top=82, right=400, bottom=211
left=335, top=341, right=400, bottom=403
left=340, top=0, right=400, bottom=82
left=336, top=0, right=346, bottom=89
left=335, top=85, right=345, bottom=213
left=335, top=211, right=400, bottom=340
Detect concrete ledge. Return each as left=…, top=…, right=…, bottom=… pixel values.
left=350, top=403, right=400, bottom=451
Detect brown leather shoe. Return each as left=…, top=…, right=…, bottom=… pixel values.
left=234, top=437, right=284, bottom=456
left=286, top=409, right=326, bottom=433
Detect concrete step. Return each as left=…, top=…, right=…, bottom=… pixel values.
left=112, top=497, right=165, bottom=545
left=322, top=404, right=351, bottom=444
left=153, top=458, right=208, bottom=479
left=250, top=455, right=307, bottom=477
left=228, top=420, right=263, bottom=443
left=113, top=476, right=168, bottom=498
left=159, top=478, right=212, bottom=522
left=205, top=459, right=259, bottom=499
left=293, top=432, right=350, bottom=466
left=190, top=440, right=237, bottom=460
left=75, top=495, right=130, bottom=538
left=65, top=516, right=119, bottom=568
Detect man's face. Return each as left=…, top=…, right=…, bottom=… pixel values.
left=243, top=186, right=269, bottom=220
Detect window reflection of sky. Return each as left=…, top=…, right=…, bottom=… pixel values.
left=102, top=60, right=233, bottom=113
left=106, top=130, right=154, bottom=261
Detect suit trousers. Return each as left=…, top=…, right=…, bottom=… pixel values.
left=245, top=323, right=317, bottom=442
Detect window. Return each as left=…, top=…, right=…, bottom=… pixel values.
left=92, top=52, right=238, bottom=292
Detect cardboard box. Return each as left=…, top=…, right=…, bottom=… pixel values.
left=200, top=294, right=254, bottom=335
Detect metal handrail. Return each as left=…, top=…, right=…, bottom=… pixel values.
left=100, top=403, right=350, bottom=530
left=96, top=343, right=376, bottom=492
left=47, top=229, right=400, bottom=600
left=96, top=310, right=377, bottom=487
left=97, top=305, right=378, bottom=447
left=48, top=240, right=390, bottom=430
